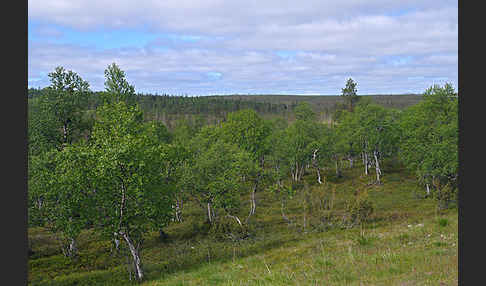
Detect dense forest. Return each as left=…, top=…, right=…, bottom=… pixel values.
left=28, top=87, right=293, bottom=129
left=28, top=86, right=423, bottom=130
left=28, top=64, right=458, bottom=285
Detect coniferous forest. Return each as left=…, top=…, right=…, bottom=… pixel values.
left=28, top=64, right=458, bottom=285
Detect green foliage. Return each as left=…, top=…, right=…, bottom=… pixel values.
left=28, top=152, right=56, bottom=227
left=339, top=104, right=400, bottom=157
left=48, top=66, right=90, bottom=93
left=336, top=103, right=400, bottom=182
left=438, top=218, right=449, bottom=227
left=28, top=66, right=93, bottom=232
left=278, top=111, right=324, bottom=181
left=221, top=109, right=269, bottom=163
left=28, top=97, right=62, bottom=155
left=28, top=143, right=98, bottom=257
left=293, top=102, right=316, bottom=122
left=90, top=101, right=174, bottom=239
left=399, top=83, right=458, bottom=208
left=151, top=121, right=173, bottom=144
left=28, top=66, right=92, bottom=155
left=172, top=118, right=200, bottom=145
left=182, top=130, right=259, bottom=222
left=103, top=63, right=137, bottom=105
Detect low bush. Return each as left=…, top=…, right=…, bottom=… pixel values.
left=344, top=191, right=374, bottom=227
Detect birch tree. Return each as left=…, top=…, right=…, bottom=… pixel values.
left=182, top=127, right=258, bottom=227
left=28, top=66, right=92, bottom=232
left=28, top=66, right=91, bottom=156
left=337, top=103, right=400, bottom=184
left=399, top=83, right=458, bottom=208
left=103, top=62, right=137, bottom=105
left=221, top=109, right=270, bottom=221
left=89, top=101, right=174, bottom=281
left=281, top=102, right=322, bottom=182
left=28, top=143, right=97, bottom=258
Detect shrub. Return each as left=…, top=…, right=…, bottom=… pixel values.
left=345, top=191, right=374, bottom=226
left=208, top=216, right=249, bottom=242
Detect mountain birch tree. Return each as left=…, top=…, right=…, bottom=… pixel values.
left=221, top=109, right=270, bottom=221
left=88, top=101, right=174, bottom=281
left=399, top=83, right=458, bottom=208
left=28, top=66, right=92, bottom=241
left=183, top=127, right=258, bottom=227
left=28, top=66, right=91, bottom=157
left=103, top=63, right=137, bottom=105
left=28, top=144, right=97, bottom=258
left=337, top=103, right=400, bottom=184
left=280, top=102, right=322, bottom=182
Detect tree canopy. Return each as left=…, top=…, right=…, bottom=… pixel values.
left=399, top=83, right=458, bottom=207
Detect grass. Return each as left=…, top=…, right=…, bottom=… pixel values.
left=438, top=218, right=450, bottom=227
left=28, top=160, right=457, bottom=285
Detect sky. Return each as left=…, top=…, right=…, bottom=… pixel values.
left=28, top=0, right=458, bottom=95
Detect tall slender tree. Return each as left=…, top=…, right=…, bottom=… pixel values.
left=341, top=78, right=359, bottom=112
left=89, top=101, right=173, bottom=281
left=103, top=62, right=136, bottom=105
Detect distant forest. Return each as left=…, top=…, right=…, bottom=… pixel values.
left=28, top=88, right=423, bottom=129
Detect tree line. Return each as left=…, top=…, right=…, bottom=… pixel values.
left=29, top=85, right=293, bottom=130
left=28, top=64, right=458, bottom=281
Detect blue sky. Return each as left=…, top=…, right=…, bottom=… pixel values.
left=28, top=0, right=458, bottom=95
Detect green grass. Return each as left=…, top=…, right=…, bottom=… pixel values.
left=28, top=161, right=457, bottom=285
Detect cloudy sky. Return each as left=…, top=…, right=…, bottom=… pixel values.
left=28, top=0, right=458, bottom=95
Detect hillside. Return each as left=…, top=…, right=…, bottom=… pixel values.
left=28, top=81, right=457, bottom=285
left=28, top=88, right=423, bottom=128
left=207, top=94, right=423, bottom=110
left=28, top=160, right=457, bottom=285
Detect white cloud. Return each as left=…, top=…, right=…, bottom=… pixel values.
left=28, top=0, right=458, bottom=94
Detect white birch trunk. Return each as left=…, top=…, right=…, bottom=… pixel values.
left=250, top=187, right=256, bottom=216
left=374, top=150, right=381, bottom=184
left=114, top=232, right=120, bottom=251
left=175, top=198, right=183, bottom=222
left=364, top=152, right=368, bottom=175
left=312, top=149, right=322, bottom=184
left=227, top=215, right=242, bottom=226
left=207, top=202, right=212, bottom=224
left=295, top=161, right=299, bottom=181
left=121, top=232, right=144, bottom=281
left=68, top=238, right=77, bottom=257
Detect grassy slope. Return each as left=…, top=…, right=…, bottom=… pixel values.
left=28, top=160, right=457, bottom=286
